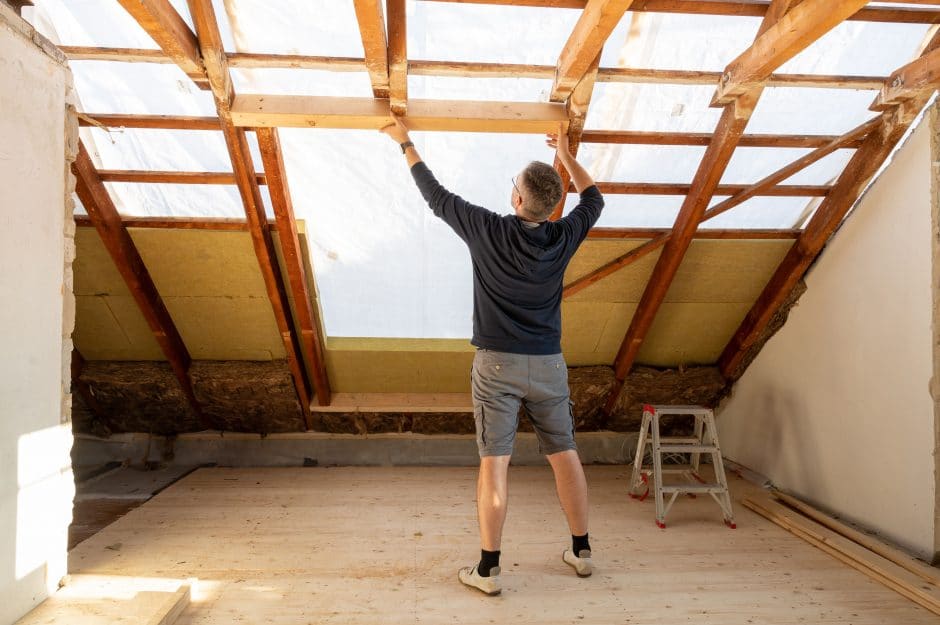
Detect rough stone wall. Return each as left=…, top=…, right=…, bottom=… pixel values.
left=63, top=85, right=78, bottom=429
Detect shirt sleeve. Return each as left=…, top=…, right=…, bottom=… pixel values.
left=559, top=185, right=605, bottom=246
left=410, top=161, right=497, bottom=244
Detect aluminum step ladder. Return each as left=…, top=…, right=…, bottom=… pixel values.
left=629, top=404, right=736, bottom=529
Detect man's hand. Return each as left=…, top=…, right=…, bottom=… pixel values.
left=380, top=113, right=411, bottom=144
left=546, top=123, right=570, bottom=157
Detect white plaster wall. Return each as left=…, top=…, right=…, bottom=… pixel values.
left=716, top=118, right=936, bottom=558
left=0, top=6, right=76, bottom=623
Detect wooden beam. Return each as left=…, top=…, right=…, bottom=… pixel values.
left=77, top=112, right=221, bottom=130
left=387, top=0, right=408, bottom=114
left=585, top=182, right=830, bottom=196
left=229, top=94, right=569, bottom=133
left=713, top=0, right=870, bottom=105
left=60, top=48, right=887, bottom=90
left=75, top=215, right=260, bottom=231
left=872, top=45, right=940, bottom=110
left=310, top=393, right=474, bottom=413
left=72, top=141, right=207, bottom=425
left=551, top=0, right=634, bottom=102
left=257, top=127, right=332, bottom=407
left=581, top=129, right=864, bottom=148
left=718, top=98, right=927, bottom=379
left=586, top=227, right=800, bottom=239
left=419, top=0, right=940, bottom=23
left=550, top=53, right=602, bottom=221
left=187, top=0, right=317, bottom=427
left=114, top=0, right=209, bottom=89
left=96, top=170, right=266, bottom=185
left=352, top=0, right=391, bottom=98
left=601, top=0, right=837, bottom=415
left=75, top=113, right=865, bottom=150
left=563, top=117, right=875, bottom=299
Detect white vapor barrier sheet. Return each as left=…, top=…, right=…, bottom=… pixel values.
left=26, top=1, right=930, bottom=337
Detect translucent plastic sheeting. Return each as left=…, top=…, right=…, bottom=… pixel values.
left=29, top=1, right=931, bottom=337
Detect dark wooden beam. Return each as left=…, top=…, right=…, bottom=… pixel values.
left=419, top=0, right=940, bottom=23
left=584, top=182, right=830, bottom=196
left=256, top=127, right=333, bottom=407
left=601, top=0, right=852, bottom=415
left=114, top=0, right=209, bottom=89
left=186, top=0, right=317, bottom=427
left=72, top=141, right=208, bottom=425
left=580, top=130, right=864, bottom=149
left=871, top=44, right=940, bottom=110
left=61, top=47, right=887, bottom=90
left=96, top=170, right=266, bottom=185
left=586, top=227, right=801, bottom=239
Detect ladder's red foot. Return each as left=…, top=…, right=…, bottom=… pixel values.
left=724, top=519, right=737, bottom=529
left=655, top=520, right=666, bottom=529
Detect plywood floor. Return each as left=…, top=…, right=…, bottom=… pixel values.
left=66, top=465, right=938, bottom=624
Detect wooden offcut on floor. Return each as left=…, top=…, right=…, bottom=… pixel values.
left=65, top=465, right=937, bottom=624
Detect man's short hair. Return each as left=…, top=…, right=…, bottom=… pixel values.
left=519, top=161, right=563, bottom=222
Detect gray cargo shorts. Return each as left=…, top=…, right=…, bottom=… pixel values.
left=470, top=348, right=576, bottom=457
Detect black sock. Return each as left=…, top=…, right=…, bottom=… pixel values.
left=477, top=549, right=501, bottom=577
left=572, top=533, right=591, bottom=556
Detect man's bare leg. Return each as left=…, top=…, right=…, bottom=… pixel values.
left=547, top=449, right=588, bottom=535
left=477, top=455, right=511, bottom=550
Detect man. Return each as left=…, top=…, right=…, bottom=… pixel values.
left=380, top=114, right=604, bottom=596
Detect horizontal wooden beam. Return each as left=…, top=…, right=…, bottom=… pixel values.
left=871, top=45, right=940, bottom=110
left=586, top=227, right=800, bottom=239
left=60, top=48, right=886, bottom=90
left=585, top=182, right=830, bottom=196
left=96, top=170, right=267, bottom=185
left=713, top=0, right=870, bottom=105
left=230, top=95, right=570, bottom=133
left=78, top=112, right=220, bottom=130
left=74, top=215, right=272, bottom=231
left=310, top=393, right=474, bottom=413
left=73, top=216, right=800, bottom=240
left=580, top=129, right=863, bottom=148
left=419, top=0, right=940, bottom=23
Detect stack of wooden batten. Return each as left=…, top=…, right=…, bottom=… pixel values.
left=744, top=490, right=940, bottom=615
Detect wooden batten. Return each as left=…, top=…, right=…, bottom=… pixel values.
left=387, top=0, right=408, bottom=114
left=352, top=0, right=391, bottom=98
left=230, top=95, right=570, bottom=133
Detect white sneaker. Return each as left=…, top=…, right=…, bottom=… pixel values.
left=563, top=549, right=593, bottom=577
left=458, top=565, right=502, bottom=596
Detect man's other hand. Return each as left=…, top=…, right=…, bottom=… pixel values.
left=545, top=123, right=570, bottom=156
left=380, top=113, right=411, bottom=144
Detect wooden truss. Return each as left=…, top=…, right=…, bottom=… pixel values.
left=64, top=0, right=940, bottom=422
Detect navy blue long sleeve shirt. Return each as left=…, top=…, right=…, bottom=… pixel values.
left=410, top=161, right=605, bottom=355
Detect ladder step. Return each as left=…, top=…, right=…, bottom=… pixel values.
left=659, top=437, right=701, bottom=444
left=661, top=484, right=727, bottom=494
left=657, top=444, right=718, bottom=453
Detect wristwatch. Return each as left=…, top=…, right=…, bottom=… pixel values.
left=400, top=140, right=414, bottom=154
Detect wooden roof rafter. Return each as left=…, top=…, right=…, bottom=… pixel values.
left=388, top=0, right=409, bottom=114
left=600, top=0, right=868, bottom=416
left=352, top=0, right=391, bottom=99
left=72, top=141, right=211, bottom=428
left=561, top=113, right=876, bottom=299
left=718, top=31, right=940, bottom=380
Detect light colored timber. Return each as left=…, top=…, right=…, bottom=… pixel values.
left=713, top=0, right=870, bottom=105
left=771, top=489, right=940, bottom=587
left=744, top=495, right=940, bottom=616
left=310, top=393, right=473, bottom=413
left=59, top=48, right=887, bottom=90
left=387, top=0, right=408, bottom=114
left=61, top=465, right=940, bottom=624
left=586, top=227, right=801, bottom=239
left=229, top=95, right=570, bottom=133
